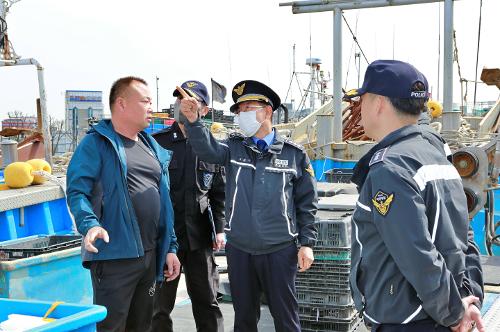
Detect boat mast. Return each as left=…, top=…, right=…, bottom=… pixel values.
left=280, top=0, right=459, bottom=140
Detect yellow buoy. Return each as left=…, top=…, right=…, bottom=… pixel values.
left=27, top=159, right=52, bottom=184
left=4, top=162, right=34, bottom=188
left=210, top=122, right=225, bottom=134
left=427, top=100, right=443, bottom=119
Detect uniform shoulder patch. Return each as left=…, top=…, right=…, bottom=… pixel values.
left=372, top=190, right=394, bottom=216
left=283, top=138, right=305, bottom=151
left=229, top=132, right=245, bottom=140
left=305, top=163, right=315, bottom=177
left=369, top=148, right=388, bottom=167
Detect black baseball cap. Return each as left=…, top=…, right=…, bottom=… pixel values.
left=229, top=80, right=281, bottom=113
left=344, top=60, right=429, bottom=100
left=173, top=80, right=210, bottom=105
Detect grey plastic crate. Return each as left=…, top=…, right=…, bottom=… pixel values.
left=296, top=288, right=353, bottom=306
left=301, top=315, right=362, bottom=332
left=315, top=214, right=352, bottom=248
left=299, top=304, right=357, bottom=320
left=296, top=273, right=350, bottom=290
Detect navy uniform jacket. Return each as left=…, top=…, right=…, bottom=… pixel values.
left=185, top=119, right=318, bottom=254
left=350, top=125, right=483, bottom=327
left=153, top=121, right=225, bottom=251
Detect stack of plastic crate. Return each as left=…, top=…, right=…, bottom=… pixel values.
left=297, top=210, right=361, bottom=332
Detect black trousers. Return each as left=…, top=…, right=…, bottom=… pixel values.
left=90, top=250, right=156, bottom=332
left=372, top=319, right=451, bottom=331
left=226, top=243, right=301, bottom=332
left=152, top=247, right=223, bottom=332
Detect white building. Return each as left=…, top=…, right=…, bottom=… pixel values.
left=65, top=90, right=104, bottom=149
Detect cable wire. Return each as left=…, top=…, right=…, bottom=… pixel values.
left=342, top=13, right=369, bottom=65
left=473, top=0, right=483, bottom=108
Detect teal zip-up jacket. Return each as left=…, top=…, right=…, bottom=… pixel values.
left=66, top=119, right=178, bottom=281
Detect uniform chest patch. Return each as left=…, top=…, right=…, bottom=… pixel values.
left=274, top=159, right=289, bottom=167
left=372, top=190, right=394, bottom=216
left=203, top=172, right=214, bottom=187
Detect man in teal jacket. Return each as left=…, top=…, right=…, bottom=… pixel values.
left=67, top=76, right=180, bottom=332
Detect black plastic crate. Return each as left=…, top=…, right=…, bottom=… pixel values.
left=313, top=247, right=351, bottom=264
left=299, top=304, right=357, bottom=320
left=301, top=315, right=361, bottom=332
left=314, top=217, right=352, bottom=248
left=0, top=235, right=82, bottom=260
left=324, top=168, right=354, bottom=184
left=296, top=288, right=353, bottom=306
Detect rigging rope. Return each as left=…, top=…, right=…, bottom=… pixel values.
left=344, top=12, right=360, bottom=90
left=453, top=31, right=467, bottom=109
left=342, top=13, right=369, bottom=65
left=473, top=0, right=483, bottom=108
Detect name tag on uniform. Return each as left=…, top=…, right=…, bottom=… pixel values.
left=274, top=159, right=289, bottom=167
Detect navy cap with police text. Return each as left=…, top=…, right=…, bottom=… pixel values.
left=172, top=80, right=210, bottom=105
left=229, top=80, right=281, bottom=113
left=344, top=60, right=429, bottom=100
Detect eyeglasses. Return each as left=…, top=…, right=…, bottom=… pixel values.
left=236, top=105, right=266, bottom=114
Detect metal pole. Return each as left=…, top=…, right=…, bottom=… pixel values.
left=442, top=0, right=456, bottom=131
left=281, top=0, right=448, bottom=12
left=35, top=62, right=53, bottom=164
left=155, top=76, right=159, bottom=113
left=437, top=2, right=441, bottom=101
left=0, top=2, right=5, bottom=19
left=310, top=63, right=315, bottom=112
left=333, top=7, right=342, bottom=142
left=0, top=58, right=54, bottom=164
left=211, top=80, right=215, bottom=123
left=72, top=107, right=77, bottom=151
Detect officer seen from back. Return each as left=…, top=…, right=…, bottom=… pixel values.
left=344, top=60, right=485, bottom=332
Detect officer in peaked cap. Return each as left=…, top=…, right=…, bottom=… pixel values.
left=178, top=79, right=318, bottom=332
left=344, top=60, right=484, bottom=332
left=152, top=80, right=225, bottom=332
left=229, top=79, right=281, bottom=113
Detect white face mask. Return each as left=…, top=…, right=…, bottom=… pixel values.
left=236, top=110, right=262, bottom=137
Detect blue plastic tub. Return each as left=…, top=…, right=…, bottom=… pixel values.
left=0, top=198, right=74, bottom=242
left=0, top=298, right=106, bottom=331
left=0, top=247, right=93, bottom=304
left=311, top=159, right=357, bottom=182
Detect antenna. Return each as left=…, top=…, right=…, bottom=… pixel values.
left=392, top=24, right=395, bottom=60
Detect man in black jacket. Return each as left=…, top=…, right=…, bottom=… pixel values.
left=152, top=80, right=225, bottom=332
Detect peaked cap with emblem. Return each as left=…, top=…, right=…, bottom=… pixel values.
left=230, top=80, right=281, bottom=113
left=172, top=80, right=210, bottom=105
